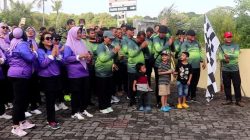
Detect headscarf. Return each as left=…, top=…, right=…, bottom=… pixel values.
left=9, top=28, right=23, bottom=55
left=0, top=22, right=10, bottom=51
left=65, top=26, right=88, bottom=69
left=26, top=26, right=38, bottom=51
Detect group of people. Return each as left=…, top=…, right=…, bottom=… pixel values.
left=0, top=18, right=242, bottom=137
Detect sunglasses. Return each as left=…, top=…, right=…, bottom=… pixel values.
left=45, top=37, right=53, bottom=41
left=54, top=38, right=61, bottom=41
left=1, top=26, right=9, bottom=30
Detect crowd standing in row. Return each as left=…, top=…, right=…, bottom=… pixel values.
left=0, top=18, right=242, bottom=137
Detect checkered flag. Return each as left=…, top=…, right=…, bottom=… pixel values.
left=204, top=15, right=220, bottom=102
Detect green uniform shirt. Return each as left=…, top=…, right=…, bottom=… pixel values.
left=174, top=39, right=183, bottom=59
left=85, top=39, right=100, bottom=64
left=181, top=40, right=204, bottom=69
left=143, top=37, right=154, bottom=60
left=95, top=43, right=115, bottom=77
left=123, top=37, right=145, bottom=73
left=219, top=43, right=240, bottom=71
left=153, top=36, right=170, bottom=68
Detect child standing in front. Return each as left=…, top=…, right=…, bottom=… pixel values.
left=174, top=52, right=193, bottom=109
left=133, top=63, right=152, bottom=112
left=158, top=51, right=173, bottom=112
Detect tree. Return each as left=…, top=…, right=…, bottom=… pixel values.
left=51, top=0, right=62, bottom=28
left=33, top=0, right=48, bottom=26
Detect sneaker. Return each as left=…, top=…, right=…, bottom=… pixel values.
left=111, top=96, right=120, bottom=103
left=138, top=106, right=144, bottom=111
left=235, top=101, right=244, bottom=107
left=145, top=106, right=152, bottom=112
left=164, top=106, right=172, bottom=111
left=48, top=122, right=60, bottom=130
left=0, top=113, right=12, bottom=120
left=82, top=110, right=93, bottom=117
left=71, top=113, right=85, bottom=120
left=100, top=109, right=110, bottom=114
left=8, top=103, right=13, bottom=109
left=55, top=104, right=60, bottom=111
left=222, top=101, right=233, bottom=105
left=25, top=112, right=32, bottom=118
left=5, top=104, right=9, bottom=110
left=11, top=126, right=27, bottom=137
left=58, top=103, right=69, bottom=110
left=182, top=103, right=189, bottom=109
left=161, top=106, right=170, bottom=112
left=107, top=107, right=114, bottom=113
left=19, top=120, right=36, bottom=130
left=177, top=104, right=183, bottom=109
left=30, top=109, right=42, bottom=115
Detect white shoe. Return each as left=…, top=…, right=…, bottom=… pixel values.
left=100, top=109, right=110, bottom=114
left=71, top=113, right=85, bottom=120
left=82, top=110, right=93, bottom=117
left=55, top=104, right=60, bottom=111
left=107, top=107, right=114, bottom=113
left=5, top=104, right=8, bottom=110
left=8, top=103, right=13, bottom=109
left=30, top=109, right=42, bottom=115
left=11, top=126, right=27, bottom=137
left=19, top=120, right=36, bottom=130
left=0, top=113, right=12, bottom=120
left=25, top=112, right=32, bottom=118
left=111, top=96, right=120, bottom=103
left=58, top=103, right=68, bottom=110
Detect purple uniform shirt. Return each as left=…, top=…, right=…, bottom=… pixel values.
left=63, top=45, right=89, bottom=78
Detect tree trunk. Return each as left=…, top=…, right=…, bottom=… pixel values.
left=42, top=0, right=45, bottom=26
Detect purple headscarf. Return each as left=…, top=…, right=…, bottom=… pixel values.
left=65, top=26, right=88, bottom=69
left=26, top=26, right=38, bottom=51
left=0, top=22, right=10, bottom=51
left=9, top=28, right=23, bottom=55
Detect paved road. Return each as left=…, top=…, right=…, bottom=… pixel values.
left=0, top=85, right=250, bottom=140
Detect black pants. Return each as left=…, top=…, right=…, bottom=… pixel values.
left=222, top=71, right=241, bottom=102
left=58, top=66, right=70, bottom=103
left=2, top=64, right=13, bottom=104
left=88, top=65, right=96, bottom=102
left=153, top=67, right=161, bottom=105
left=40, top=76, right=61, bottom=122
left=69, top=77, right=89, bottom=114
left=0, top=80, right=5, bottom=115
left=136, top=91, right=152, bottom=108
left=10, top=78, right=30, bottom=125
left=188, top=68, right=200, bottom=99
left=96, top=77, right=113, bottom=110
left=145, top=59, right=153, bottom=86
left=113, top=62, right=123, bottom=92
left=128, top=73, right=136, bottom=105
left=27, top=73, right=40, bottom=111
left=120, top=62, right=128, bottom=93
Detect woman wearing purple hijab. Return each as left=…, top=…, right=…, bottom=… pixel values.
left=24, top=27, right=42, bottom=117
left=63, top=26, right=93, bottom=120
left=8, top=28, right=36, bottom=137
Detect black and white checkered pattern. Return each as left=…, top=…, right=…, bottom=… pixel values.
left=204, top=15, right=220, bottom=102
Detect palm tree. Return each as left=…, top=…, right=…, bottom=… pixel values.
left=33, top=0, right=47, bottom=26
left=51, top=0, right=62, bottom=28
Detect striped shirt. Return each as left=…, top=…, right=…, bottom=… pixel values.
left=158, top=62, right=171, bottom=85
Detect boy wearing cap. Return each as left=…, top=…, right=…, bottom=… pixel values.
left=153, top=25, right=174, bottom=107
left=219, top=32, right=243, bottom=107
left=181, top=30, right=205, bottom=101
left=158, top=51, right=173, bottom=112
left=174, top=52, right=193, bottom=109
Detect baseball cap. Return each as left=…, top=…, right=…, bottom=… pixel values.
left=161, top=50, right=169, bottom=56
left=103, top=31, right=115, bottom=39
left=224, top=32, right=233, bottom=38
left=186, top=30, right=196, bottom=36
left=126, top=25, right=136, bottom=31
left=159, top=25, right=168, bottom=33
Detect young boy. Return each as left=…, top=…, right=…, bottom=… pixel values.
left=133, top=63, right=152, bottom=112
left=174, top=52, right=193, bottom=109
left=158, top=51, right=173, bottom=112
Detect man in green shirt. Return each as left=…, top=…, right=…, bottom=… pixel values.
left=122, top=25, right=147, bottom=106
left=219, top=32, right=243, bottom=107
left=174, top=30, right=185, bottom=60
left=180, top=30, right=205, bottom=101
left=153, top=25, right=174, bottom=107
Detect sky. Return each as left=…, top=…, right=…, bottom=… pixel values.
left=20, top=0, right=236, bottom=17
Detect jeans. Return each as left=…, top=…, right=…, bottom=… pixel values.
left=177, top=81, right=189, bottom=97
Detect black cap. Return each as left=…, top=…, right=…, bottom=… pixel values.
left=146, top=27, right=154, bottom=33
left=121, top=23, right=126, bottom=28
left=159, top=25, right=168, bottom=33
left=186, top=30, right=196, bottom=36
left=176, top=30, right=185, bottom=35
left=126, top=25, right=136, bottom=31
